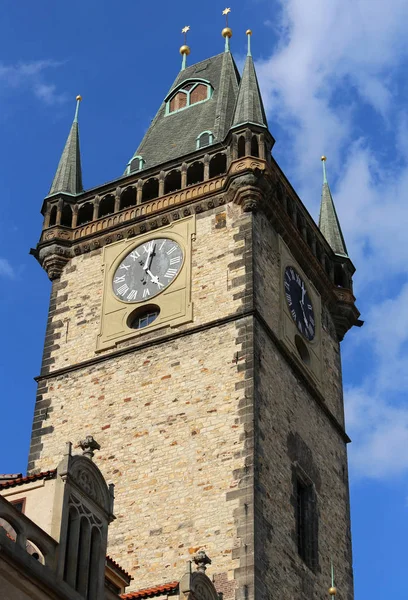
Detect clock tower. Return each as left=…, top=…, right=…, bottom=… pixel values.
left=29, top=26, right=360, bottom=600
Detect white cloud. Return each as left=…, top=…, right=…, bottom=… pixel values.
left=256, top=0, right=408, bottom=478
left=0, top=60, right=66, bottom=106
left=0, top=258, right=14, bottom=278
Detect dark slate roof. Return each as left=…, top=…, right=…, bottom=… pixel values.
left=126, top=52, right=240, bottom=171
left=319, top=179, right=348, bottom=257
left=48, top=112, right=83, bottom=196
left=232, top=55, right=267, bottom=128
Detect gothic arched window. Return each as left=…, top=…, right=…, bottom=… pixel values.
left=196, top=131, right=214, bottom=149
left=166, top=80, right=213, bottom=115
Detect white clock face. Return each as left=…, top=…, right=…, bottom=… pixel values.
left=112, top=238, right=184, bottom=303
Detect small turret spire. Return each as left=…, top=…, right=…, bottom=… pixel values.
left=318, top=157, right=348, bottom=257
left=222, top=8, right=232, bottom=52
left=180, top=26, right=191, bottom=70
left=48, top=96, right=83, bottom=197
left=231, top=31, right=268, bottom=128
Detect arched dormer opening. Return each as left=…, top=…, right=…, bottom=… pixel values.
left=196, top=131, right=214, bottom=150
left=127, top=156, right=145, bottom=174
left=166, top=80, right=213, bottom=115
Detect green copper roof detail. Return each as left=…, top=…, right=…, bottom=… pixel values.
left=48, top=97, right=83, bottom=196
left=318, top=158, right=348, bottom=257
left=246, top=30, right=252, bottom=56
left=232, top=51, right=267, bottom=128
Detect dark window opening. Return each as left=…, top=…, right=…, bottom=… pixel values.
left=286, top=197, right=294, bottom=221
left=198, top=132, right=211, bottom=149
left=296, top=477, right=318, bottom=570
left=251, top=136, right=259, bottom=157
left=187, top=162, right=204, bottom=186
left=334, top=264, right=348, bottom=288
left=164, top=170, right=182, bottom=194
left=276, top=183, right=284, bottom=203
left=77, top=203, right=93, bottom=226
left=142, top=178, right=159, bottom=202
left=98, top=194, right=115, bottom=218
left=49, top=205, right=57, bottom=227
left=60, top=204, right=73, bottom=227
left=238, top=136, right=246, bottom=158
left=11, top=498, right=25, bottom=513
left=128, top=305, right=160, bottom=330
left=120, top=187, right=136, bottom=210
left=129, top=156, right=144, bottom=173
left=209, top=153, right=227, bottom=178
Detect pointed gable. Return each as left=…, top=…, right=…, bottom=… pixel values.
left=126, top=52, right=240, bottom=172
left=319, top=159, right=348, bottom=257
left=232, top=55, right=267, bottom=129
left=49, top=100, right=83, bottom=196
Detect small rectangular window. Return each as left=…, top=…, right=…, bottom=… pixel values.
left=11, top=498, right=26, bottom=513
left=295, top=476, right=317, bottom=570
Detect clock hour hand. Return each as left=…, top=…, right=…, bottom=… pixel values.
left=146, top=269, right=164, bottom=289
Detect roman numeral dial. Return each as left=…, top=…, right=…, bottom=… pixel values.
left=284, top=266, right=315, bottom=341
left=112, top=238, right=184, bottom=302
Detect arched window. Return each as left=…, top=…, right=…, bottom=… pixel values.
left=209, top=153, right=227, bottom=178
left=61, top=204, right=73, bottom=227
left=166, top=80, right=213, bottom=115
left=164, top=170, right=182, bottom=194
left=120, top=187, right=136, bottom=210
left=334, top=264, right=348, bottom=288
left=187, top=162, right=204, bottom=186
left=142, top=178, right=159, bottom=202
left=196, top=131, right=214, bottom=149
left=77, top=203, right=93, bottom=226
left=98, top=194, right=115, bottom=218
left=238, top=136, right=246, bottom=158
left=127, top=156, right=145, bottom=174
left=251, top=136, right=259, bottom=158
left=49, top=205, right=58, bottom=227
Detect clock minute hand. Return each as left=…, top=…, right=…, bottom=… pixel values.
left=143, top=243, right=155, bottom=271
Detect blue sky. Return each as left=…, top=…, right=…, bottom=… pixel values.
left=0, top=1, right=407, bottom=597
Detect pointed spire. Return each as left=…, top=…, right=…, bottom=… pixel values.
left=319, top=157, right=348, bottom=257
left=48, top=96, right=83, bottom=197
left=231, top=31, right=268, bottom=128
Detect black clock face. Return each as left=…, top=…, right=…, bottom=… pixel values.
left=284, top=266, right=315, bottom=341
left=112, top=238, right=184, bottom=303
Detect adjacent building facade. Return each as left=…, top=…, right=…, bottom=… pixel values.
left=14, top=25, right=360, bottom=600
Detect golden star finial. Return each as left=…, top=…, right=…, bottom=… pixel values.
left=182, top=25, right=190, bottom=34
left=223, top=7, right=231, bottom=26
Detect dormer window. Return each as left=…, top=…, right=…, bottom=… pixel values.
left=196, top=131, right=214, bottom=149
left=166, top=80, right=213, bottom=115
left=127, top=156, right=145, bottom=174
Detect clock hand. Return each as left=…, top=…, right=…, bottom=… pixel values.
left=143, top=243, right=155, bottom=271
left=146, top=269, right=164, bottom=288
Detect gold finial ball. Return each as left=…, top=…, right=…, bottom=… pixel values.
left=180, top=45, right=191, bottom=56
left=76, top=95, right=82, bottom=102
left=246, top=29, right=253, bottom=35
left=321, top=155, right=327, bottom=161
left=329, top=587, right=337, bottom=596
left=222, top=27, right=233, bottom=38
